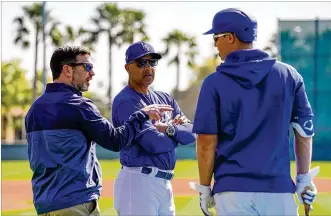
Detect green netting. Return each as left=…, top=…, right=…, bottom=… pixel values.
left=279, top=20, right=331, bottom=160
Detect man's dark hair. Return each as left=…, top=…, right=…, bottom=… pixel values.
left=50, top=46, right=91, bottom=80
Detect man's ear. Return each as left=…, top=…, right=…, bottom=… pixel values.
left=125, top=64, right=130, bottom=74
left=228, top=33, right=236, bottom=44
left=62, top=65, right=73, bottom=78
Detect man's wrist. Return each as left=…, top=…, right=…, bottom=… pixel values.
left=199, top=181, right=211, bottom=187
left=165, top=123, right=176, bottom=136
left=189, top=182, right=211, bottom=194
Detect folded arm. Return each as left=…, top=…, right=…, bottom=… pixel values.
left=173, top=123, right=196, bottom=145
left=135, top=121, right=178, bottom=153
left=113, top=100, right=178, bottom=153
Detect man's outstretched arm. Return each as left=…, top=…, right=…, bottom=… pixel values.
left=79, top=100, right=173, bottom=152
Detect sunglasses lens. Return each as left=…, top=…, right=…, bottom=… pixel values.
left=137, top=60, right=147, bottom=68
left=136, top=59, right=158, bottom=68
left=149, top=60, right=158, bottom=67
left=85, top=63, right=93, bottom=72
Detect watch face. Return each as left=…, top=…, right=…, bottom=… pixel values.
left=167, top=125, right=175, bottom=136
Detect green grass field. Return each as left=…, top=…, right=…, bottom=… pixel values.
left=2, top=160, right=331, bottom=216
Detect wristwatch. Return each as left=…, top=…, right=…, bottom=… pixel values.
left=165, top=123, right=176, bottom=137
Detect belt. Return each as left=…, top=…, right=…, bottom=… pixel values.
left=121, top=166, right=174, bottom=180
left=141, top=167, right=174, bottom=180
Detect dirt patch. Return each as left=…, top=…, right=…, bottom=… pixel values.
left=1, top=180, right=33, bottom=211
left=2, top=178, right=331, bottom=211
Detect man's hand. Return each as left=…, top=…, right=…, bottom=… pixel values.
left=141, top=104, right=173, bottom=121
left=189, top=182, right=215, bottom=216
left=154, top=122, right=168, bottom=133
left=172, top=114, right=190, bottom=125
left=296, top=166, right=320, bottom=213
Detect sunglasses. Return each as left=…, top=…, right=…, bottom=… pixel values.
left=67, top=62, right=93, bottom=73
left=133, top=59, right=158, bottom=68
left=213, top=33, right=230, bottom=42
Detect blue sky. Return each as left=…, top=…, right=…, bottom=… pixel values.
left=2, top=1, right=331, bottom=98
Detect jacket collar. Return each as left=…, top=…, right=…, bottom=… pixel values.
left=45, top=83, right=82, bottom=96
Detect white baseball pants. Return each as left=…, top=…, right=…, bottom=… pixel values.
left=113, top=166, right=175, bottom=216
left=214, top=192, right=298, bottom=216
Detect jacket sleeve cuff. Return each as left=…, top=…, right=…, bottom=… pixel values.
left=129, top=110, right=149, bottom=122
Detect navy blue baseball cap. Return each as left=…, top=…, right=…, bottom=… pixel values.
left=125, top=41, right=162, bottom=64
left=203, top=8, right=257, bottom=43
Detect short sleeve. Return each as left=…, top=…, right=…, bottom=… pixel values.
left=290, top=74, right=314, bottom=137
left=192, top=77, right=220, bottom=134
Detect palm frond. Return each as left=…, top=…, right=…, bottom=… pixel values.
left=13, top=17, right=24, bottom=25
left=65, top=25, right=74, bottom=41
left=50, top=27, right=63, bottom=46
left=14, top=35, right=22, bottom=44
left=78, top=27, right=88, bottom=36
left=168, top=56, right=179, bottom=66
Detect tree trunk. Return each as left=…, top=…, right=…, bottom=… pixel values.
left=107, top=33, right=113, bottom=118
left=5, top=112, right=14, bottom=143
left=174, top=45, right=181, bottom=100
left=33, top=24, right=39, bottom=102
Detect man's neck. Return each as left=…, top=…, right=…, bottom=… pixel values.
left=54, top=78, right=72, bottom=87
left=236, top=42, right=253, bottom=51
left=128, top=80, right=149, bottom=94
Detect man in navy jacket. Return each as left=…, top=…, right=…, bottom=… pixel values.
left=112, top=41, right=196, bottom=215
left=25, top=45, right=173, bottom=216
left=190, top=8, right=319, bottom=216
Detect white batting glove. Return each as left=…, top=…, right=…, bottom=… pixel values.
left=189, top=182, right=215, bottom=216
left=295, top=166, right=320, bottom=208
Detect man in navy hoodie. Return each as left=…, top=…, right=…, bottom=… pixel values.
left=25, top=45, right=173, bottom=216
left=189, top=8, right=320, bottom=216
left=112, top=41, right=196, bottom=215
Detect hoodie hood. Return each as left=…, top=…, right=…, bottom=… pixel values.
left=217, top=49, right=276, bottom=89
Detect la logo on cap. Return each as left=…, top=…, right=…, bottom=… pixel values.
left=142, top=43, right=150, bottom=52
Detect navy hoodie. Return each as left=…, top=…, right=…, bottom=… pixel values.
left=193, top=49, right=313, bottom=194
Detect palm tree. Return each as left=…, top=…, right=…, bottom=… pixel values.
left=80, top=3, right=149, bottom=113
left=162, top=30, right=197, bottom=100
left=13, top=3, right=70, bottom=101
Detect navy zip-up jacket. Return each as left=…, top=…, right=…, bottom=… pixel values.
left=193, top=49, right=313, bottom=194
left=112, top=86, right=196, bottom=170
left=25, top=83, right=149, bottom=214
